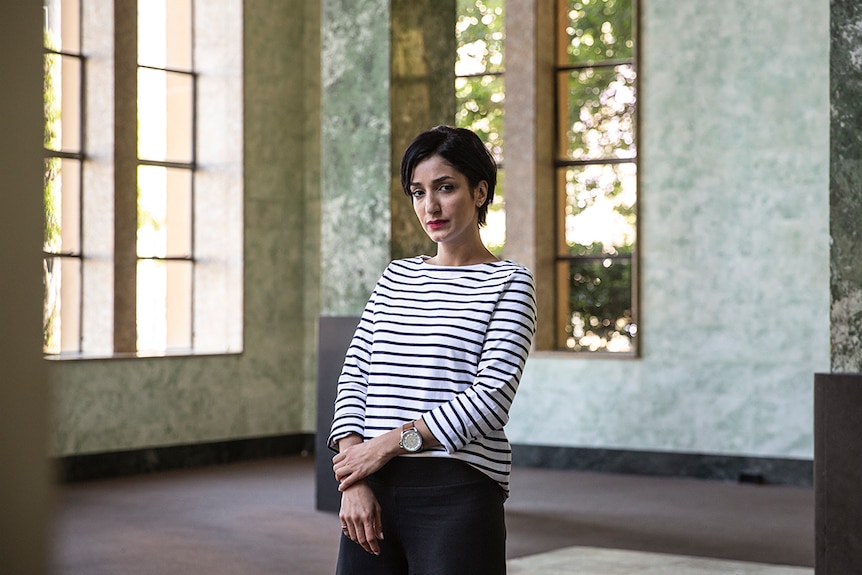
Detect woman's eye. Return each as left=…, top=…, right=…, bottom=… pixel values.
left=411, top=189, right=424, bottom=198
left=439, top=184, right=453, bottom=192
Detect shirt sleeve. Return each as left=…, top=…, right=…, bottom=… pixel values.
left=326, top=292, right=377, bottom=452
left=422, top=268, right=537, bottom=453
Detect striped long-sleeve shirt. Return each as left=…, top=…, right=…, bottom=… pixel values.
left=328, top=256, right=537, bottom=496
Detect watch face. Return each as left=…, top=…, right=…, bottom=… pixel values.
left=402, top=429, right=422, bottom=452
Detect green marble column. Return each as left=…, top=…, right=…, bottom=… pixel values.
left=817, top=3, right=862, bottom=572
left=830, top=0, right=862, bottom=372
left=321, top=0, right=392, bottom=315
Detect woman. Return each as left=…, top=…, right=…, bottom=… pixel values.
left=328, top=125, right=537, bottom=574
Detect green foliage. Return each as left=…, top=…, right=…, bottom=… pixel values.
left=43, top=32, right=62, bottom=352
left=43, top=36, right=61, bottom=250
left=455, top=0, right=505, bottom=163
left=561, top=0, right=637, bottom=352
left=563, top=162, right=636, bottom=258
left=566, top=257, right=634, bottom=352
left=561, top=64, right=636, bottom=161
left=560, top=0, right=636, bottom=164
left=455, top=75, right=504, bottom=162
left=562, top=0, right=634, bottom=64
left=457, top=0, right=506, bottom=256
left=456, top=0, right=505, bottom=73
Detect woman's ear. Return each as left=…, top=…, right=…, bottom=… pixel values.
left=475, top=181, right=488, bottom=207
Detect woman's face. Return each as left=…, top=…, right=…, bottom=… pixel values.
left=408, top=155, right=487, bottom=247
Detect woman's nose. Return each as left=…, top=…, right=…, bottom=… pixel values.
left=425, top=194, right=440, bottom=214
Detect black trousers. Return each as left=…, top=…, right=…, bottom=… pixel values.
left=335, top=457, right=507, bottom=575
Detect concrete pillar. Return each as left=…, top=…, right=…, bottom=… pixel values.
left=0, top=3, right=53, bottom=573
left=503, top=0, right=556, bottom=349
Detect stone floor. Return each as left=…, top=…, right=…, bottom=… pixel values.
left=53, top=456, right=813, bottom=574
left=508, top=546, right=813, bottom=575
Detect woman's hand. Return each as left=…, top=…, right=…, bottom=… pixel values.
left=333, top=439, right=391, bottom=491
left=339, top=481, right=384, bottom=555
left=333, top=421, right=441, bottom=491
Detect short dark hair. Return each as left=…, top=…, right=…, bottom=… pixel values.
left=400, top=125, right=497, bottom=227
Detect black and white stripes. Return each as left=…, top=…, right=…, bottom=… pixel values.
left=328, top=256, right=537, bottom=496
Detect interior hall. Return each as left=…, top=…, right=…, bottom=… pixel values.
left=3, top=1, right=860, bottom=574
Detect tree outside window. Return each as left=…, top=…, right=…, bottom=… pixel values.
left=456, top=0, right=505, bottom=256
left=556, top=0, right=638, bottom=353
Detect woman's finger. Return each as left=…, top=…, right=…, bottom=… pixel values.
left=338, top=482, right=381, bottom=554
left=362, top=520, right=381, bottom=555
left=338, top=472, right=356, bottom=491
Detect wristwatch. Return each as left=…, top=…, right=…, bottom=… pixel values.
left=399, top=422, right=423, bottom=453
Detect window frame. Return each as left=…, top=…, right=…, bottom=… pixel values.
left=552, top=0, right=640, bottom=355
left=43, top=0, right=85, bottom=354
left=135, top=6, right=199, bottom=352
left=455, top=0, right=506, bottom=257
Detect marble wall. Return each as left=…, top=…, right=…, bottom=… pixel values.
left=830, top=0, right=862, bottom=373
left=49, top=0, right=834, bottom=466
left=507, top=0, right=831, bottom=460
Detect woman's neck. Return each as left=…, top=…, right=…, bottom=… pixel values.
left=426, top=243, right=498, bottom=267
